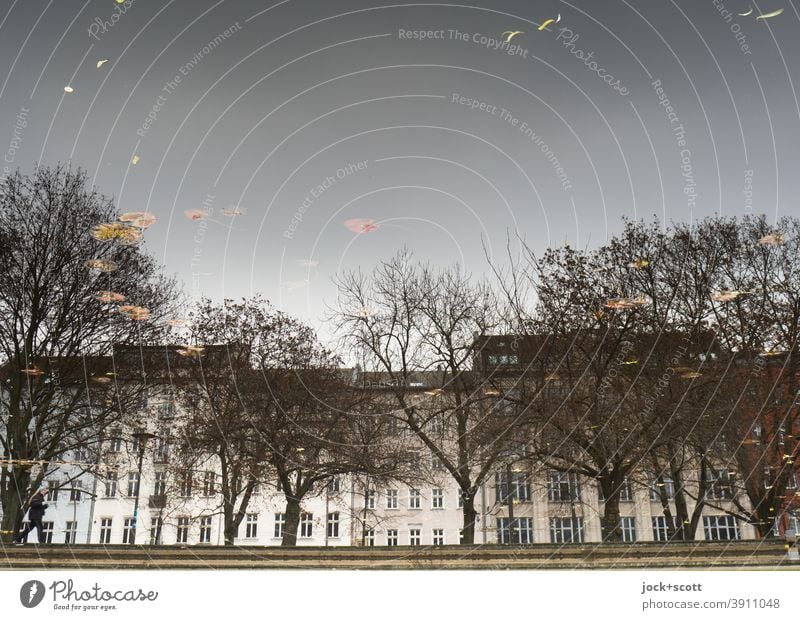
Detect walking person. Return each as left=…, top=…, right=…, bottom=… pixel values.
left=14, top=487, right=48, bottom=545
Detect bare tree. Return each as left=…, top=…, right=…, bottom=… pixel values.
left=333, top=250, right=534, bottom=544
left=0, top=166, right=177, bottom=542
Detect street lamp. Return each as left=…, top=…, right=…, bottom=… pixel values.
left=130, top=431, right=156, bottom=545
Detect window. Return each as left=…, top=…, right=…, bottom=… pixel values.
left=409, top=488, right=421, bottom=509
left=70, top=481, right=82, bottom=502
left=127, top=472, right=139, bottom=498
left=409, top=528, right=421, bottom=546
left=649, top=475, right=676, bottom=501
left=327, top=512, right=340, bottom=538
left=154, top=436, right=169, bottom=463
left=300, top=513, right=313, bottom=538
left=104, top=472, right=118, bottom=498
left=47, top=480, right=59, bottom=503
left=652, top=516, right=679, bottom=542
left=122, top=517, right=135, bottom=544
left=387, top=529, right=398, bottom=546
left=179, top=470, right=192, bottom=498
left=496, top=471, right=531, bottom=503
left=787, top=473, right=798, bottom=491
left=364, top=528, right=375, bottom=547
left=41, top=522, right=53, bottom=544
left=488, top=354, right=519, bottom=366
left=431, top=451, right=447, bottom=472
left=156, top=395, right=176, bottom=419
left=497, top=518, right=534, bottom=544
left=365, top=490, right=375, bottom=509
left=199, top=516, right=212, bottom=543
left=549, top=517, right=584, bottom=543
left=274, top=513, right=286, bottom=539
left=176, top=517, right=189, bottom=544
left=429, top=416, right=443, bottom=434
left=432, top=528, right=445, bottom=546
left=432, top=488, right=444, bottom=509
left=245, top=514, right=258, bottom=539
left=203, top=471, right=215, bottom=496
left=64, top=521, right=77, bottom=545
left=386, top=489, right=398, bottom=509
left=328, top=476, right=341, bottom=493
left=707, top=470, right=735, bottom=500
left=108, top=436, right=122, bottom=453
left=703, top=515, right=740, bottom=541
left=149, top=517, right=162, bottom=545
left=598, top=478, right=634, bottom=503
left=620, top=517, right=636, bottom=542
left=787, top=512, right=800, bottom=534
left=547, top=471, right=581, bottom=502
left=153, top=471, right=167, bottom=496
left=74, top=445, right=89, bottom=462
left=99, top=518, right=112, bottom=544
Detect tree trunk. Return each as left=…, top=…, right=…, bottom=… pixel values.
left=600, top=497, right=622, bottom=542
left=281, top=495, right=301, bottom=547
left=461, top=491, right=478, bottom=544
left=0, top=468, right=29, bottom=543
left=670, top=460, right=693, bottom=540
left=598, top=476, right=622, bottom=542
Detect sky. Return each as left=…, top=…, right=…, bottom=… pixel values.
left=1, top=0, right=798, bottom=343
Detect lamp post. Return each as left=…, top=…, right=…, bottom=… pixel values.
left=130, top=431, right=156, bottom=545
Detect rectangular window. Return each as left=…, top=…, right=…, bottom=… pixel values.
left=70, top=481, right=82, bottom=502
left=429, top=416, right=443, bottom=434
left=328, top=476, right=341, bottom=493
left=274, top=513, right=285, bottom=539
left=703, top=515, right=740, bottom=541
left=41, top=522, right=53, bottom=544
left=99, top=518, right=112, bottom=544
left=47, top=480, right=59, bottom=503
left=364, top=528, right=375, bottom=547
left=497, top=518, right=533, bottom=544
left=104, top=472, right=118, bottom=498
left=154, top=436, right=170, bottom=463
left=651, top=516, right=678, bottom=542
left=176, top=517, right=189, bottom=544
left=620, top=517, right=636, bottom=542
left=386, top=489, right=398, bottom=509
left=707, top=470, right=735, bottom=501
left=108, top=436, right=122, bottom=453
left=549, top=517, right=584, bottom=543
left=365, top=490, right=375, bottom=509
left=547, top=471, right=581, bottom=502
left=149, top=517, right=162, bottom=545
left=122, top=517, right=135, bottom=545
left=203, top=471, right=215, bottom=497
left=153, top=471, right=167, bottom=496
left=649, top=475, right=676, bottom=501
left=300, top=513, right=313, bottom=538
left=327, top=512, right=340, bottom=538
left=409, top=488, right=421, bottom=509
left=432, top=528, right=445, bottom=546
left=431, top=451, right=447, bottom=471
left=179, top=470, right=192, bottom=498
left=127, top=472, right=139, bottom=498
left=387, top=529, right=398, bottom=546
left=409, top=528, right=421, bottom=546
left=64, top=521, right=77, bottom=545
left=495, top=471, right=531, bottom=503
left=432, top=488, right=444, bottom=509
left=199, top=516, right=212, bottom=543
left=245, top=513, right=258, bottom=539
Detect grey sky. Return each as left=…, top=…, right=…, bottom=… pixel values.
left=1, top=0, right=798, bottom=341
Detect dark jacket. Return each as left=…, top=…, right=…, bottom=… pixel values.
left=27, top=493, right=47, bottom=521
